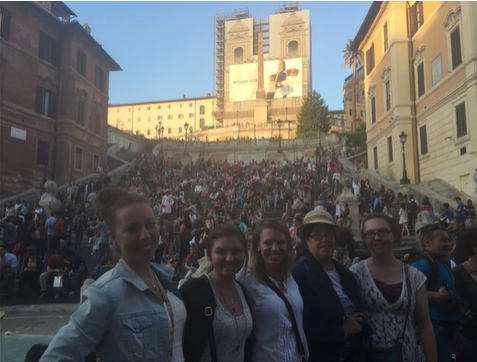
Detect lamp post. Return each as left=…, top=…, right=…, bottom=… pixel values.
left=155, top=120, right=162, bottom=141
left=160, top=126, right=164, bottom=152
left=236, top=110, right=240, bottom=140
left=183, top=122, right=189, bottom=155
left=399, top=131, right=410, bottom=184
left=277, top=119, right=283, bottom=153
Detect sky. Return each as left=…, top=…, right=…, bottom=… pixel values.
left=66, top=1, right=372, bottom=110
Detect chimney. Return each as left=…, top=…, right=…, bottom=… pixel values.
left=82, top=23, right=91, bottom=34
left=182, top=94, right=186, bottom=99
left=206, top=93, right=211, bottom=97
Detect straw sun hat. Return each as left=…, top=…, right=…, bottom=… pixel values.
left=296, top=210, right=342, bottom=239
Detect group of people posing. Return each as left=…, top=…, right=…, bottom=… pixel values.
left=37, top=185, right=477, bottom=362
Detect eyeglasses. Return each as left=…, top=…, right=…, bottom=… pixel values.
left=419, top=224, right=448, bottom=242
left=363, top=229, right=392, bottom=240
left=308, top=232, right=335, bottom=240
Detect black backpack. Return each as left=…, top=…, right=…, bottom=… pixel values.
left=409, top=200, right=418, bottom=212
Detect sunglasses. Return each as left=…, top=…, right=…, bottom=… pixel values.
left=419, top=224, right=448, bottom=242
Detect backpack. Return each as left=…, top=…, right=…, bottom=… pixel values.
left=416, top=252, right=441, bottom=291
left=409, top=200, right=418, bottom=212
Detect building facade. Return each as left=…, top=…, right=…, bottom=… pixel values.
left=107, top=94, right=217, bottom=141
left=107, top=126, right=143, bottom=153
left=342, top=66, right=366, bottom=131
left=0, top=1, right=120, bottom=197
left=351, top=1, right=477, bottom=194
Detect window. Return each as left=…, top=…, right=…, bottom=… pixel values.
left=157, top=106, right=161, bottom=110
left=94, top=112, right=100, bottom=135
left=168, top=105, right=171, bottom=109
left=417, top=62, right=425, bottom=97
left=366, top=43, right=375, bottom=75
left=189, top=113, right=194, bottom=118
left=0, top=7, right=11, bottom=40
left=157, top=116, right=163, bottom=120
left=39, top=32, right=60, bottom=67
left=410, top=2, right=424, bottom=37
left=147, top=129, right=151, bottom=136
left=35, top=87, right=57, bottom=118
left=387, top=137, right=393, bottom=162
left=168, top=127, right=172, bottom=134
left=77, top=100, right=85, bottom=126
left=189, top=127, right=193, bottom=133
left=420, top=125, right=428, bottom=155
left=138, top=107, right=141, bottom=111
left=383, top=22, right=388, bottom=52
left=178, top=114, right=184, bottom=119
left=75, top=147, right=83, bottom=170
left=93, top=155, right=99, bottom=171
left=128, top=108, right=131, bottom=112
left=234, top=47, right=243, bottom=63
left=455, top=102, right=467, bottom=138
left=128, top=118, right=131, bottom=122
left=178, top=127, right=182, bottom=134
left=189, top=103, right=193, bottom=107
left=77, top=49, right=86, bottom=76
left=168, top=115, right=173, bottom=120
left=117, top=109, right=119, bottom=113
left=147, top=107, right=150, bottom=110
left=288, top=40, right=298, bottom=56
left=349, top=109, right=352, bottom=116
left=360, top=110, right=366, bottom=117
left=385, top=80, right=391, bottom=112
left=147, top=116, right=151, bottom=121
left=200, top=105, right=205, bottom=115
left=371, top=97, right=376, bottom=124
left=137, top=117, right=141, bottom=122
left=373, top=146, right=378, bottom=169
left=94, top=65, right=105, bottom=92
left=450, top=26, right=462, bottom=70
left=200, top=118, right=205, bottom=128
left=36, top=140, right=50, bottom=166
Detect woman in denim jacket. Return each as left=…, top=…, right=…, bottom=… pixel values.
left=41, top=188, right=186, bottom=362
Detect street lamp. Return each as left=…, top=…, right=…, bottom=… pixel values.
left=183, top=122, right=189, bottom=155
left=160, top=126, right=164, bottom=152
left=277, top=119, right=283, bottom=153
left=399, top=131, right=410, bottom=184
left=236, top=110, right=240, bottom=140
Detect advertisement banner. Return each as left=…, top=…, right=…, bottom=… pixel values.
left=264, top=58, right=302, bottom=99
left=229, top=58, right=303, bottom=101
left=229, top=63, right=258, bottom=102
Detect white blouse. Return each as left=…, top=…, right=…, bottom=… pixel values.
left=240, top=272, right=309, bottom=362
left=167, top=291, right=187, bottom=362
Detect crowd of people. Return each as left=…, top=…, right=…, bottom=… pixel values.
left=1, top=148, right=476, bottom=362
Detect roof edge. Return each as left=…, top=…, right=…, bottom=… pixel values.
left=350, top=1, right=384, bottom=52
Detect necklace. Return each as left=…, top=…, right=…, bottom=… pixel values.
left=149, top=268, right=157, bottom=292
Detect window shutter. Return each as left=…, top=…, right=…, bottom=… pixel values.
left=410, top=4, right=417, bottom=37
left=52, top=39, right=60, bottom=67
left=1, top=7, right=11, bottom=40
left=451, top=27, right=462, bottom=69
left=366, top=49, right=370, bottom=75
left=417, top=63, right=425, bottom=97
left=50, top=92, right=58, bottom=119
left=420, top=125, right=428, bottom=155
left=35, top=87, right=43, bottom=114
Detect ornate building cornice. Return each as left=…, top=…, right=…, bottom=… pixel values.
left=443, top=6, right=461, bottom=32
left=367, top=84, right=376, bottom=97
left=413, top=46, right=426, bottom=65
left=381, top=66, right=391, bottom=82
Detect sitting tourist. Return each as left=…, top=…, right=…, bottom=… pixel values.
left=39, top=248, right=72, bottom=299
left=19, top=246, right=43, bottom=295
left=0, top=236, right=17, bottom=297
left=64, top=249, right=88, bottom=297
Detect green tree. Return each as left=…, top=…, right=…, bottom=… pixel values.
left=296, top=90, right=330, bottom=138
left=344, top=122, right=366, bottom=147
left=342, top=39, right=363, bottom=132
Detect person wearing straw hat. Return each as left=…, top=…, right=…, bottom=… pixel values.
left=292, top=210, right=365, bottom=362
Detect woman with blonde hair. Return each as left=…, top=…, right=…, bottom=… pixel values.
left=239, top=218, right=308, bottom=361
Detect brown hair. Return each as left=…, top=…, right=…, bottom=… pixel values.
left=361, top=213, right=401, bottom=243
left=96, top=187, right=149, bottom=236
left=205, top=224, right=247, bottom=270
left=249, top=218, right=294, bottom=283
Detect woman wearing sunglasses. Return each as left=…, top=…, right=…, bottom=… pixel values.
left=350, top=214, right=436, bottom=361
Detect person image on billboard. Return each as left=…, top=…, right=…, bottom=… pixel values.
left=268, top=60, right=294, bottom=99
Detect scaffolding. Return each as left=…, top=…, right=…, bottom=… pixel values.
left=276, top=2, right=301, bottom=14
left=213, top=8, right=252, bottom=119
left=253, top=17, right=269, bottom=56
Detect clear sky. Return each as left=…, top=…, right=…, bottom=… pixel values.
left=66, top=1, right=371, bottom=110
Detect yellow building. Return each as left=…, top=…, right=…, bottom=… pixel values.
left=351, top=1, right=477, bottom=194
left=108, top=94, right=216, bottom=140
left=342, top=66, right=366, bottom=131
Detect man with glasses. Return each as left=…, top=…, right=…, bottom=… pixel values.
left=412, top=224, right=460, bottom=362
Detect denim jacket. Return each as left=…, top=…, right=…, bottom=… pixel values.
left=40, top=259, right=181, bottom=362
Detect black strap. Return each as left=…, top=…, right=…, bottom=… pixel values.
left=203, top=276, right=218, bottom=362
left=263, top=274, right=306, bottom=357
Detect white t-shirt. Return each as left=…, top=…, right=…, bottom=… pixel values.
left=326, top=268, right=355, bottom=317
